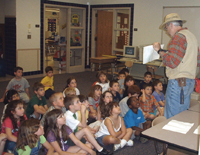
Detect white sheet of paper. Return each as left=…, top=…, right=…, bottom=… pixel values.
left=162, top=120, right=194, bottom=134
left=193, top=125, right=200, bottom=134
left=143, top=44, right=164, bottom=64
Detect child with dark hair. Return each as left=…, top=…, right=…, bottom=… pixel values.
left=63, top=77, right=80, bottom=95
left=97, top=91, right=113, bottom=121
left=88, top=85, right=102, bottom=120
left=26, top=82, right=48, bottom=119
left=0, top=66, right=30, bottom=103
left=44, top=109, right=95, bottom=155
left=152, top=80, right=165, bottom=113
left=95, top=101, right=133, bottom=152
left=109, top=80, right=121, bottom=103
left=95, top=71, right=110, bottom=93
left=123, top=75, right=135, bottom=98
left=124, top=97, right=150, bottom=141
left=1, top=89, right=20, bottom=124
left=119, top=85, right=141, bottom=117
left=1, top=100, right=27, bottom=153
left=139, top=71, right=153, bottom=90
left=139, top=83, right=163, bottom=120
left=16, top=118, right=55, bottom=155
left=41, top=66, right=55, bottom=99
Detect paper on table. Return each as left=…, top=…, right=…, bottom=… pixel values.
left=162, top=120, right=194, bottom=134
left=194, top=125, right=200, bottom=134
left=143, top=44, right=164, bottom=64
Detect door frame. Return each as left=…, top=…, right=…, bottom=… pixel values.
left=90, top=4, right=134, bottom=62
left=41, top=0, right=88, bottom=74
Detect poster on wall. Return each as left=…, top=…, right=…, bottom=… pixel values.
left=48, top=19, right=56, bottom=32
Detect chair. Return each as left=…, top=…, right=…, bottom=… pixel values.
left=146, top=65, right=166, bottom=83
left=125, top=61, right=133, bottom=73
left=152, top=116, right=168, bottom=155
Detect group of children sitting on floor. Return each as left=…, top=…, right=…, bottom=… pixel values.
left=0, top=65, right=165, bottom=155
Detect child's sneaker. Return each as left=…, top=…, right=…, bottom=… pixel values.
left=126, top=139, right=134, bottom=146
left=140, top=137, right=148, bottom=143
left=114, top=143, right=121, bottom=151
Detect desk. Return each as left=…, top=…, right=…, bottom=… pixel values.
left=142, top=110, right=199, bottom=153
left=90, top=57, right=116, bottom=74
left=189, top=100, right=200, bottom=113
left=118, top=58, right=166, bottom=81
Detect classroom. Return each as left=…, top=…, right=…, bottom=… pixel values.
left=0, top=0, right=200, bottom=155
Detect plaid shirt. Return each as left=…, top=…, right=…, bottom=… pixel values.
left=139, top=95, right=160, bottom=113
left=162, top=28, right=200, bottom=68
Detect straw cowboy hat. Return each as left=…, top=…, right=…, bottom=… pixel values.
left=160, top=13, right=186, bottom=29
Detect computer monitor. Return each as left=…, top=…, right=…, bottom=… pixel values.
left=123, top=46, right=138, bottom=59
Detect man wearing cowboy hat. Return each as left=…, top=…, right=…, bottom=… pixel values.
left=153, top=13, right=200, bottom=119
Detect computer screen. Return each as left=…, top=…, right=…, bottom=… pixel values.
left=123, top=46, right=138, bottom=59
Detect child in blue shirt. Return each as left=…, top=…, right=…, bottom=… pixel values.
left=152, top=80, right=165, bottom=112
left=124, top=97, right=150, bottom=141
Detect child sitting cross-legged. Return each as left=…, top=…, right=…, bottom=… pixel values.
left=16, top=118, right=55, bottom=155
left=124, top=97, right=151, bottom=142
left=40, top=92, right=66, bottom=127
left=139, top=83, right=163, bottom=120
left=95, top=101, right=133, bottom=152
left=26, top=82, right=48, bottom=119
left=64, top=95, right=113, bottom=155
left=44, top=109, right=94, bottom=155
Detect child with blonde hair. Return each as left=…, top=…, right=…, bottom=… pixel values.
left=63, top=77, right=80, bottom=95
left=16, top=118, right=55, bottom=155
left=63, top=87, right=76, bottom=97
left=40, top=92, right=66, bottom=126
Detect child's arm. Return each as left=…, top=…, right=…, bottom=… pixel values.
left=5, top=128, right=17, bottom=142
left=89, top=106, right=97, bottom=116
left=159, top=101, right=165, bottom=107
left=33, top=105, right=47, bottom=115
left=44, top=105, right=49, bottom=111
left=42, top=141, right=55, bottom=155
left=78, top=105, right=87, bottom=128
left=141, top=89, right=146, bottom=102
left=97, top=107, right=101, bottom=121
left=25, top=88, right=30, bottom=99
left=105, top=118, right=121, bottom=138
left=117, top=118, right=126, bottom=139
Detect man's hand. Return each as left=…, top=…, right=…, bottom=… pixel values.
left=153, top=42, right=161, bottom=51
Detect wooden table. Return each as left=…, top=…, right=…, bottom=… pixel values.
left=142, top=110, right=200, bottom=154
left=90, top=56, right=116, bottom=74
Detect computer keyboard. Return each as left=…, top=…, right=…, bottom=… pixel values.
left=119, top=57, right=137, bottom=62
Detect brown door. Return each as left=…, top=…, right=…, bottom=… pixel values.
left=96, top=10, right=113, bottom=57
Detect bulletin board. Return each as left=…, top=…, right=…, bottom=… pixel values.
left=48, top=19, right=56, bottom=32
left=162, top=7, right=200, bottom=48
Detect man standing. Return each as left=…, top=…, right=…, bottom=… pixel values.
left=153, top=13, right=200, bottom=119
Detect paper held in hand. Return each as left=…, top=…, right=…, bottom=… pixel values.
left=143, top=44, right=164, bottom=64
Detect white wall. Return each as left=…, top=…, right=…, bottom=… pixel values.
left=16, top=0, right=40, bottom=49
left=89, top=0, right=200, bottom=46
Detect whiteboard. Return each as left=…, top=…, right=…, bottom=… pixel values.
left=161, top=7, right=200, bottom=49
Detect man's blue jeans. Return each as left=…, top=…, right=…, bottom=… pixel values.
left=164, top=79, right=195, bottom=119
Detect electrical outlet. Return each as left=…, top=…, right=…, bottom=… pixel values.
left=27, top=35, right=31, bottom=39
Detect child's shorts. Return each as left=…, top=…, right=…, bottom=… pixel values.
left=149, top=109, right=157, bottom=116
left=96, top=135, right=114, bottom=151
